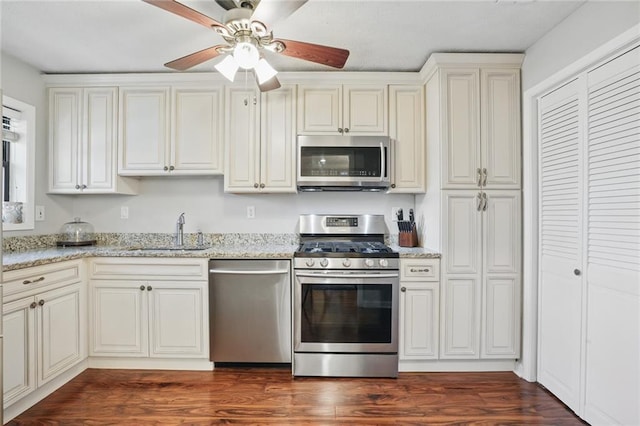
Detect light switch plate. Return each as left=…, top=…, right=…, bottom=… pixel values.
left=35, top=205, right=45, bottom=221
left=247, top=206, right=255, bottom=219
left=120, top=206, right=129, bottom=219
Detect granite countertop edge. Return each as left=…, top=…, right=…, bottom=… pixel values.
left=3, top=244, right=441, bottom=272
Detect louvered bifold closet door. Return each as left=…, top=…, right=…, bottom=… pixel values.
left=583, top=46, right=640, bottom=426
left=537, top=78, right=584, bottom=414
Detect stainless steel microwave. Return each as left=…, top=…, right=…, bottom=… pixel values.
left=297, top=135, right=392, bottom=191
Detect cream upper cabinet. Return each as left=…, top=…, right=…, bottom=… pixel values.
left=298, top=85, right=387, bottom=135
left=440, top=189, right=521, bottom=359
left=424, top=54, right=522, bottom=190
left=48, top=87, right=138, bottom=194
left=225, top=85, right=297, bottom=193
left=388, top=85, right=425, bottom=193
left=118, top=86, right=223, bottom=176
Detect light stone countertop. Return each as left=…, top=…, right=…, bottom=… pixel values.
left=2, top=236, right=440, bottom=272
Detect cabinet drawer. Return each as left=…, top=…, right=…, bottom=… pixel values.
left=89, top=257, right=208, bottom=280
left=401, top=259, right=440, bottom=281
left=3, top=260, right=83, bottom=300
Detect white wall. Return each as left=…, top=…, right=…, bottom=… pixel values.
left=72, top=177, right=414, bottom=234
left=1, top=52, right=73, bottom=235
left=522, top=1, right=640, bottom=90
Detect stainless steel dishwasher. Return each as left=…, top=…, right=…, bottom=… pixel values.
left=209, top=259, right=291, bottom=364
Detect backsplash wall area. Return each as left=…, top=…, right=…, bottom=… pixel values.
left=68, top=177, right=415, bottom=235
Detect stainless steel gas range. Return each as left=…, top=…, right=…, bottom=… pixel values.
left=293, top=214, right=399, bottom=378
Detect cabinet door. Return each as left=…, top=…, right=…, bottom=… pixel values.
left=440, top=276, right=480, bottom=358
left=3, top=297, right=36, bottom=407
left=480, top=69, right=521, bottom=189
left=118, top=87, right=170, bottom=174
left=48, top=88, right=81, bottom=192
left=440, top=68, right=481, bottom=189
left=389, top=85, right=425, bottom=192
left=260, top=85, right=297, bottom=192
left=482, top=275, right=520, bottom=358
left=147, top=281, right=208, bottom=358
left=83, top=87, right=118, bottom=190
left=483, top=191, right=521, bottom=274
left=224, top=87, right=260, bottom=192
left=171, top=87, right=223, bottom=174
left=37, top=283, right=84, bottom=386
left=442, top=191, right=482, bottom=275
left=90, top=280, right=148, bottom=357
left=297, top=85, right=342, bottom=134
left=344, top=85, right=387, bottom=135
left=399, top=283, right=439, bottom=359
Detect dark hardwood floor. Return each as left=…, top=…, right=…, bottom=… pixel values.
left=9, top=368, right=585, bottom=425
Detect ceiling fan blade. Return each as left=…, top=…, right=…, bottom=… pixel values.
left=257, top=75, right=282, bottom=92
left=165, top=45, right=226, bottom=70
left=274, top=38, right=349, bottom=69
left=142, top=0, right=224, bottom=29
left=251, top=0, right=308, bottom=28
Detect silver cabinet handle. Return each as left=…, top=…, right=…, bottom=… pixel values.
left=482, top=168, right=488, bottom=187
left=477, top=168, right=482, bottom=187
left=410, top=268, right=431, bottom=273
left=574, top=269, right=581, bottom=276
left=23, top=276, right=45, bottom=285
left=38, top=299, right=45, bottom=307
left=400, top=287, right=406, bottom=292
left=380, top=141, right=386, bottom=182
left=482, top=193, right=488, bottom=211
left=30, top=302, right=37, bottom=309
left=477, top=192, right=483, bottom=211
left=210, top=269, right=289, bottom=275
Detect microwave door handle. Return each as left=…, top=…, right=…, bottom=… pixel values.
left=380, top=142, right=385, bottom=181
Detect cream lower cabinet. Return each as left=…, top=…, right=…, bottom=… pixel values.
left=2, top=261, right=85, bottom=409
left=399, top=259, right=440, bottom=360
left=224, top=85, right=296, bottom=193
left=440, top=190, right=521, bottom=359
left=88, top=258, right=208, bottom=359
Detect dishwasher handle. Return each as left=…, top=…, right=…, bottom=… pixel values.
left=209, top=268, right=289, bottom=275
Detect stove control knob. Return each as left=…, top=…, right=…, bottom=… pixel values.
left=342, top=259, right=352, bottom=268
left=305, top=259, right=315, bottom=267
left=364, top=259, right=375, bottom=268
left=378, top=258, right=389, bottom=267
left=320, top=258, right=329, bottom=268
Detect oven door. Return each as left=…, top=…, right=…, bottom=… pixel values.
left=294, top=270, right=399, bottom=354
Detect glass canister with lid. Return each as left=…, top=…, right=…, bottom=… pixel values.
left=57, top=217, right=97, bottom=247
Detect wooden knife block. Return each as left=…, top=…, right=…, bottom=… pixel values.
left=399, top=228, right=418, bottom=247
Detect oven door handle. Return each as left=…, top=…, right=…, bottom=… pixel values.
left=295, top=272, right=399, bottom=279
left=210, top=269, right=289, bottom=275
left=380, top=141, right=386, bottom=181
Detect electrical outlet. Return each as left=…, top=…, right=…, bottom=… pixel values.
left=35, top=205, right=45, bottom=221
left=247, top=205, right=255, bottom=219
left=391, top=207, right=402, bottom=221
left=120, top=206, right=129, bottom=219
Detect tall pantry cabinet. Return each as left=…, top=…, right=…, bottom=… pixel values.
left=419, top=53, right=524, bottom=361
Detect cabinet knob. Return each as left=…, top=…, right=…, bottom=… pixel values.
left=259, top=183, right=265, bottom=189
left=254, top=183, right=259, bottom=188
left=344, top=128, right=350, bottom=133
left=400, top=287, right=406, bottom=292
left=391, top=184, right=396, bottom=189
left=75, top=184, right=81, bottom=189
left=140, top=285, right=146, bottom=291
left=30, top=302, right=37, bottom=309
left=169, top=165, right=175, bottom=171
left=338, top=128, right=344, bottom=133
left=38, top=299, right=45, bottom=306
left=147, top=285, right=153, bottom=291
left=163, top=166, right=169, bottom=171
left=574, top=269, right=581, bottom=276
left=81, top=184, right=87, bottom=189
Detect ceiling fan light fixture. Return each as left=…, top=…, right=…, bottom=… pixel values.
left=254, top=58, right=278, bottom=84
left=233, top=41, right=260, bottom=69
left=214, top=55, right=239, bottom=81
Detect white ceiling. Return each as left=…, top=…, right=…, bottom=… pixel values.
left=1, top=0, right=586, bottom=75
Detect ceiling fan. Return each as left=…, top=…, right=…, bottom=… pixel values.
left=142, top=0, right=350, bottom=91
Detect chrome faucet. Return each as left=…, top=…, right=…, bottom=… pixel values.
left=175, top=212, right=185, bottom=246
